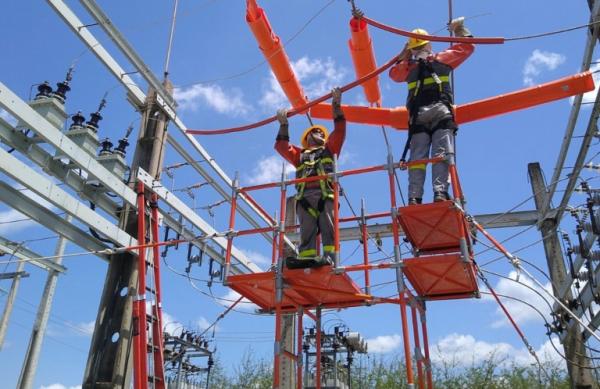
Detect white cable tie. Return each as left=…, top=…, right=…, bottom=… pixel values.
left=134, top=293, right=146, bottom=301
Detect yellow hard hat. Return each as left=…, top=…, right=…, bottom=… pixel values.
left=407, top=28, right=430, bottom=50
left=300, top=125, right=329, bottom=149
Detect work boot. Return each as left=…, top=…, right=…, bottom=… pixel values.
left=285, top=257, right=316, bottom=269
left=312, top=255, right=334, bottom=268
left=408, top=198, right=422, bottom=205
left=433, top=191, right=450, bottom=202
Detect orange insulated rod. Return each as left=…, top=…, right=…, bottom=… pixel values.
left=246, top=0, right=308, bottom=109
left=348, top=16, right=381, bottom=105
left=310, top=71, right=595, bottom=129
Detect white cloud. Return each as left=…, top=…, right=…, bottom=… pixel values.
left=174, top=84, right=250, bottom=116
left=432, top=333, right=561, bottom=367
left=197, top=316, right=212, bottom=331
left=240, top=249, right=271, bottom=266
left=364, top=332, right=561, bottom=367
left=481, top=270, right=552, bottom=328
left=0, top=208, right=36, bottom=235
left=162, top=311, right=184, bottom=337
left=523, top=49, right=566, bottom=86
left=260, top=56, right=348, bottom=111
left=73, top=321, right=94, bottom=336
left=580, top=60, right=600, bottom=105
left=245, top=154, right=295, bottom=185
left=40, top=385, right=82, bottom=389
left=366, top=334, right=402, bottom=354
left=0, top=108, right=17, bottom=126
left=220, top=289, right=259, bottom=312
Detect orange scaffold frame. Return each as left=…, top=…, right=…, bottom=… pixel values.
left=221, top=150, right=478, bottom=389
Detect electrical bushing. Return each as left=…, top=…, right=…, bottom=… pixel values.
left=99, top=138, right=113, bottom=156
left=35, top=81, right=53, bottom=100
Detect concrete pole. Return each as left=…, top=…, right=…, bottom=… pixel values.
left=17, top=215, right=72, bottom=389
left=83, top=82, right=173, bottom=388
left=0, top=252, right=26, bottom=349
left=528, top=162, right=595, bottom=388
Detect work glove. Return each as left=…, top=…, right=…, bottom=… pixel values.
left=449, top=17, right=472, bottom=38
left=396, top=43, right=411, bottom=64
left=331, top=87, right=344, bottom=119
left=277, top=108, right=288, bottom=125
left=276, top=108, right=289, bottom=141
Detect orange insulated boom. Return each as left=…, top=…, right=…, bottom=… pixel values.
left=310, top=71, right=595, bottom=129
left=246, top=0, right=308, bottom=109
left=348, top=16, right=381, bottom=105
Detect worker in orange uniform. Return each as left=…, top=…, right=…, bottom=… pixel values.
left=275, top=87, right=345, bottom=269
left=389, top=17, right=474, bottom=205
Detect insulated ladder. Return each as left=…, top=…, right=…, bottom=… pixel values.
left=133, top=183, right=166, bottom=388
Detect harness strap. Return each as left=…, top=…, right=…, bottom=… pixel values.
left=407, top=75, right=449, bottom=91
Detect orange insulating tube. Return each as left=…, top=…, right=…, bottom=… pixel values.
left=246, top=0, right=307, bottom=109
left=348, top=16, right=380, bottom=105
left=310, top=71, right=595, bottom=129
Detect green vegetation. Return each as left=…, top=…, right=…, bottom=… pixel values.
left=203, top=351, right=571, bottom=388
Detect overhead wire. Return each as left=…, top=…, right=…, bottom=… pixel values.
left=186, top=44, right=403, bottom=135
left=478, top=291, right=600, bottom=368
left=176, top=0, right=337, bottom=88
left=475, top=224, right=600, bottom=343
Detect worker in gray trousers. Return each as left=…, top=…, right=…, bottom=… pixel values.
left=389, top=18, right=475, bottom=204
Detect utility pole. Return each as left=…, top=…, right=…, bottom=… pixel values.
left=18, top=215, right=72, bottom=389
left=0, top=251, right=26, bottom=349
left=83, top=82, right=173, bottom=388
left=528, top=162, right=594, bottom=388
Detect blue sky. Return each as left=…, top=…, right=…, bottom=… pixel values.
left=0, top=1, right=599, bottom=388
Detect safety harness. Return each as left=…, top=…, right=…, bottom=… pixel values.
left=295, top=146, right=334, bottom=218
left=400, top=58, right=457, bottom=162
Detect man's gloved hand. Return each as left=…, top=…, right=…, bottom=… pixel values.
left=277, top=108, right=289, bottom=125
left=276, top=108, right=289, bottom=141
left=449, top=16, right=472, bottom=38
left=331, top=87, right=344, bottom=119
left=396, top=43, right=411, bottom=64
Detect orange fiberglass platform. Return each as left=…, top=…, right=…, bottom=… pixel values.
left=227, top=266, right=375, bottom=312
left=398, top=200, right=479, bottom=300
left=228, top=199, right=479, bottom=308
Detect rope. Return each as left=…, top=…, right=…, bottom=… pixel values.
left=198, top=295, right=244, bottom=337
left=186, top=47, right=402, bottom=135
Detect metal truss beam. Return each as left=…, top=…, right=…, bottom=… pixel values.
left=0, top=236, right=66, bottom=273
left=287, top=209, right=544, bottom=242
left=0, top=88, right=255, bottom=271
left=540, top=3, right=600, bottom=220
left=0, top=81, right=137, bottom=208
left=47, top=0, right=287, bottom=247
left=137, top=169, right=260, bottom=274
left=0, top=117, right=120, bottom=218
left=0, top=272, right=29, bottom=280
left=0, top=147, right=135, bottom=248
left=78, top=0, right=176, bottom=108
left=0, top=182, right=109, bottom=260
